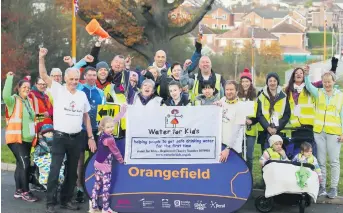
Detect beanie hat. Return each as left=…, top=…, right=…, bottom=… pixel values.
left=266, top=72, right=280, bottom=85
left=268, top=135, right=283, bottom=147
left=40, top=124, right=54, bottom=135
left=240, top=68, right=252, bottom=82
left=96, top=61, right=110, bottom=72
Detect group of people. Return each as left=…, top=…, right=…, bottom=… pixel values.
left=3, top=34, right=342, bottom=213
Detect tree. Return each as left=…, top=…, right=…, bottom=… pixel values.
left=56, top=0, right=215, bottom=61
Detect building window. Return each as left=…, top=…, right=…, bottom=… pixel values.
left=221, top=24, right=227, bottom=29
left=212, top=15, right=217, bottom=19
left=255, top=18, right=260, bottom=24
left=220, top=40, right=227, bottom=47
left=255, top=40, right=261, bottom=48
left=212, top=24, right=217, bottom=28
left=222, top=14, right=227, bottom=20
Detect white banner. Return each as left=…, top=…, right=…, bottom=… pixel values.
left=125, top=106, right=222, bottom=164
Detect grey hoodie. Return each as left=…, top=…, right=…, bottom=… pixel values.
left=195, top=93, right=220, bottom=106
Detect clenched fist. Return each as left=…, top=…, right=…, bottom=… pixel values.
left=63, top=56, right=72, bottom=64
left=84, top=55, right=94, bottom=63
left=39, top=48, right=48, bottom=58
left=7, top=72, right=14, bottom=77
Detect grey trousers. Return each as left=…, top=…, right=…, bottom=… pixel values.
left=314, top=131, right=342, bottom=188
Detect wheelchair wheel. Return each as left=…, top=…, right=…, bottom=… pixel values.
left=255, top=195, right=274, bottom=213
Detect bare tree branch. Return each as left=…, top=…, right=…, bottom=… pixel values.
left=170, top=0, right=214, bottom=40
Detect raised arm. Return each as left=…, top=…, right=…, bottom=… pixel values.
left=303, top=65, right=318, bottom=98
left=2, top=72, right=15, bottom=108
left=39, top=48, right=52, bottom=88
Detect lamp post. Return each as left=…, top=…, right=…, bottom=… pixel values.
left=233, top=41, right=241, bottom=81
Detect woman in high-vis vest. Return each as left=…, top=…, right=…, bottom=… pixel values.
left=304, top=68, right=343, bottom=199
left=237, top=68, right=257, bottom=172
left=28, top=77, right=53, bottom=131
left=284, top=67, right=316, bottom=155
left=256, top=72, right=291, bottom=152
left=3, top=72, right=38, bottom=202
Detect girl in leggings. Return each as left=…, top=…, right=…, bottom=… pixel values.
left=3, top=72, right=38, bottom=202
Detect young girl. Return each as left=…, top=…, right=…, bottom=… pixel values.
left=90, top=107, right=127, bottom=213
left=163, top=81, right=191, bottom=106
left=259, top=135, right=289, bottom=167
left=292, top=142, right=322, bottom=181
left=194, top=80, right=220, bottom=106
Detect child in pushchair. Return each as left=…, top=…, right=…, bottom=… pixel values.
left=33, top=124, right=66, bottom=190
left=255, top=135, right=320, bottom=213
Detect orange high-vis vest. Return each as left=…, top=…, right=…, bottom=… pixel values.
left=5, top=97, right=37, bottom=146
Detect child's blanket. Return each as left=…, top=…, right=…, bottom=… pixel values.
left=263, top=162, right=319, bottom=203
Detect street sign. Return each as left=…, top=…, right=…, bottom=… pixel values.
left=96, top=104, right=121, bottom=136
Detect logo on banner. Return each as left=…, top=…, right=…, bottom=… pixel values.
left=162, top=198, right=171, bottom=208
left=174, top=200, right=191, bottom=208
left=115, top=199, right=133, bottom=208
left=165, top=109, right=183, bottom=128
left=139, top=198, right=155, bottom=209
left=210, top=201, right=226, bottom=209
left=194, top=201, right=207, bottom=211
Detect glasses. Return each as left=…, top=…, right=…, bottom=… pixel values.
left=51, top=75, right=62, bottom=77
left=37, top=83, right=47, bottom=87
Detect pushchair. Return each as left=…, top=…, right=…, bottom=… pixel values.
left=255, top=127, right=319, bottom=213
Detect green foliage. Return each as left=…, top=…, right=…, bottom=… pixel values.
left=304, top=0, right=312, bottom=8
left=307, top=32, right=336, bottom=49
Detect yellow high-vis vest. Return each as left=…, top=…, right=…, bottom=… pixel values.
left=266, top=148, right=282, bottom=160
left=313, top=90, right=343, bottom=135
left=288, top=91, right=315, bottom=127
left=190, top=73, right=221, bottom=103
left=257, top=93, right=287, bottom=131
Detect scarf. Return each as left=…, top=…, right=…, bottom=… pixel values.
left=138, top=93, right=156, bottom=105
left=225, top=97, right=239, bottom=104
left=294, top=83, right=305, bottom=93
left=30, top=86, right=50, bottom=112
left=152, top=62, right=167, bottom=73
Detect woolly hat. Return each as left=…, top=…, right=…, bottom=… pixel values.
left=96, top=61, right=110, bottom=72
left=240, top=68, right=252, bottom=82
left=266, top=72, right=280, bottom=85
left=40, top=124, right=54, bottom=135
left=268, top=135, right=283, bottom=147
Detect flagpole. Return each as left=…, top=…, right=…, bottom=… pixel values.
left=72, top=0, right=77, bottom=63
left=323, top=6, right=326, bottom=61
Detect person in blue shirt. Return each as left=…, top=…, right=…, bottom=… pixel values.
left=74, top=66, right=105, bottom=203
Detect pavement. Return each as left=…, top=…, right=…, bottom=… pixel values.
left=1, top=170, right=342, bottom=213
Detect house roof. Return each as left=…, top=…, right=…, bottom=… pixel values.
left=216, top=25, right=278, bottom=39
left=232, top=5, right=253, bottom=14
left=273, top=15, right=306, bottom=31
left=270, top=22, right=304, bottom=33
left=209, top=5, right=232, bottom=15
left=189, top=24, right=216, bottom=37
left=252, top=8, right=289, bottom=19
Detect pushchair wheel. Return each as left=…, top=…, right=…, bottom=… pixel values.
left=299, top=194, right=307, bottom=213
left=255, top=195, right=274, bottom=213
left=304, top=194, right=311, bottom=207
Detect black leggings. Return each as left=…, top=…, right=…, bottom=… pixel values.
left=8, top=142, right=32, bottom=192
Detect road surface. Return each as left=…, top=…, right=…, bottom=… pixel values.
left=1, top=171, right=342, bottom=213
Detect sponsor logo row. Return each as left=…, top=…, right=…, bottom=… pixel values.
left=115, top=198, right=226, bottom=210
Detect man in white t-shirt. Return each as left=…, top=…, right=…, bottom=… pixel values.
left=39, top=48, right=96, bottom=213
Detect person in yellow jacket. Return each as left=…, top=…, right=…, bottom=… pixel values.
left=284, top=67, right=316, bottom=155
left=237, top=68, right=257, bottom=172
left=3, top=72, right=38, bottom=202
left=259, top=135, right=289, bottom=167
left=256, top=73, right=291, bottom=152
left=304, top=67, right=343, bottom=199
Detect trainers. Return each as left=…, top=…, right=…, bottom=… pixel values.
left=327, top=188, right=337, bottom=199
left=318, top=186, right=327, bottom=196
left=75, top=190, right=85, bottom=203
left=46, top=205, right=56, bottom=213
left=21, top=191, right=38, bottom=202
left=14, top=189, right=23, bottom=199
left=31, top=184, right=47, bottom=192
left=61, top=202, right=80, bottom=210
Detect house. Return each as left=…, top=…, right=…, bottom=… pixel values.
left=277, top=15, right=307, bottom=32
left=332, top=3, right=343, bottom=31
left=232, top=5, right=253, bottom=27
left=214, top=24, right=278, bottom=52
left=242, top=8, right=289, bottom=29
left=289, top=10, right=307, bottom=28
left=270, top=21, right=307, bottom=49
left=202, top=6, right=234, bottom=30
left=188, top=24, right=218, bottom=46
